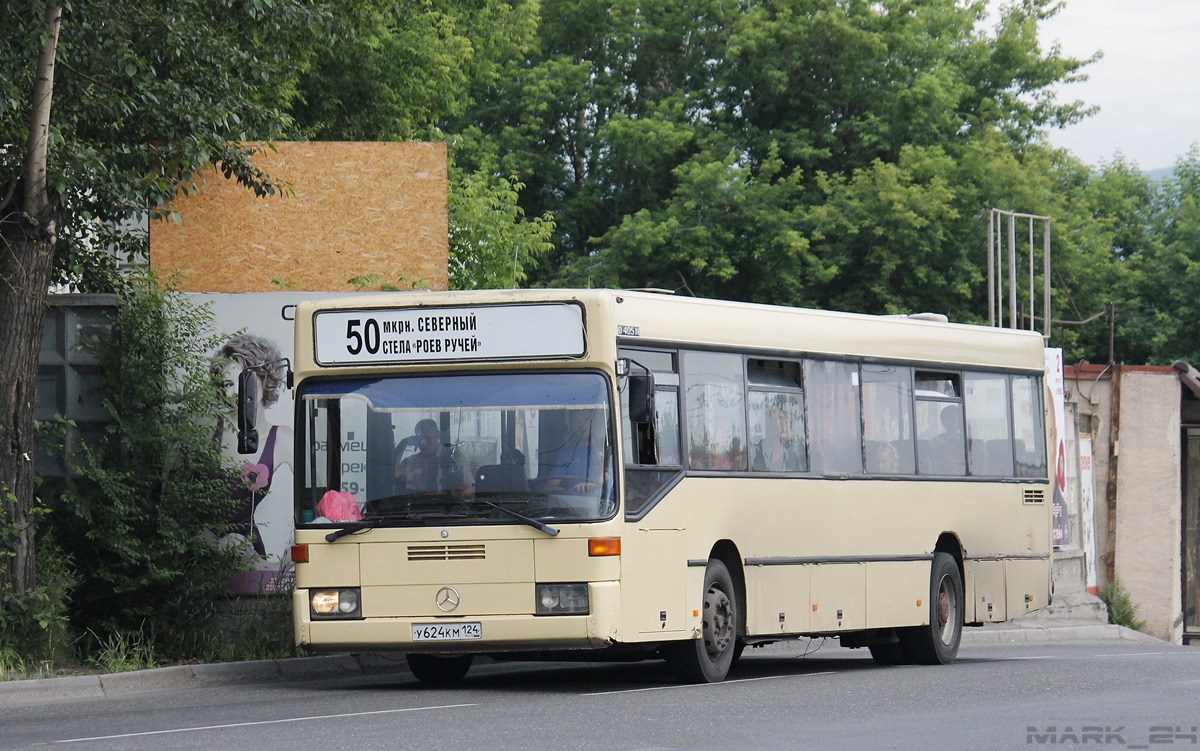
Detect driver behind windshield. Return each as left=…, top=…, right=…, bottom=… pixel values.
left=394, top=418, right=474, bottom=499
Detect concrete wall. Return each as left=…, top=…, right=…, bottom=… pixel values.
left=1113, top=369, right=1183, bottom=643
left=36, top=295, right=117, bottom=498
left=1065, top=365, right=1184, bottom=643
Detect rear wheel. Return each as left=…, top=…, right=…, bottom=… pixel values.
left=666, top=559, right=738, bottom=683
left=406, top=653, right=474, bottom=685
left=901, top=552, right=963, bottom=664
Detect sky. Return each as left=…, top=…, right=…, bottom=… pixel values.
left=1023, top=0, right=1200, bottom=170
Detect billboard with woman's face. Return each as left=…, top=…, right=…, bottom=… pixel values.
left=193, top=292, right=351, bottom=595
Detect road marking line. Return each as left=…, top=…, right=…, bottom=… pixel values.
left=52, top=703, right=478, bottom=744
left=582, top=672, right=837, bottom=696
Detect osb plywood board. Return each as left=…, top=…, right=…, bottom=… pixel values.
left=150, top=141, right=448, bottom=292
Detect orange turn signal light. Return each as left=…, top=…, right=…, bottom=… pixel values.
left=290, top=543, right=309, bottom=563
left=588, top=537, right=621, bottom=557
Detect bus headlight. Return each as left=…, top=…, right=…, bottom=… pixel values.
left=310, top=588, right=362, bottom=619
left=535, top=583, right=589, bottom=615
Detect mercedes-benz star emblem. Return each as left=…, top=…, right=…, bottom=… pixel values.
left=435, top=586, right=461, bottom=612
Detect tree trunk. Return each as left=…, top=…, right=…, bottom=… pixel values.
left=0, top=0, right=62, bottom=595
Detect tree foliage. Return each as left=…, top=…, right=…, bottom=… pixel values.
left=286, top=0, right=553, bottom=288
left=0, top=0, right=333, bottom=614
left=461, top=0, right=1097, bottom=318
left=51, top=276, right=247, bottom=658
left=2, top=0, right=330, bottom=288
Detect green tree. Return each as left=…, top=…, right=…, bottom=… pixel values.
left=287, top=0, right=553, bottom=290
left=1115, top=148, right=1200, bottom=364
left=471, top=0, right=1094, bottom=311
left=448, top=159, right=555, bottom=290
left=1, top=0, right=329, bottom=595
left=52, top=276, right=247, bottom=658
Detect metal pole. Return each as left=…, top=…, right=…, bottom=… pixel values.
left=1028, top=217, right=1035, bottom=332
left=1008, top=213, right=1017, bottom=328
left=987, top=210, right=995, bottom=327
left=1043, top=219, right=1052, bottom=340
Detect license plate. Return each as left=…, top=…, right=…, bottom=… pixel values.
left=411, top=622, right=482, bottom=641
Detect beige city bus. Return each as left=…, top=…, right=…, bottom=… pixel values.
left=278, top=289, right=1052, bottom=684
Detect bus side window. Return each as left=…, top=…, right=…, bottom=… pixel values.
left=683, top=351, right=748, bottom=471
left=862, top=364, right=915, bottom=474
left=747, top=359, right=806, bottom=473
left=1012, top=375, right=1048, bottom=478
left=964, top=372, right=1013, bottom=476
left=804, top=360, right=863, bottom=475
left=915, top=371, right=966, bottom=476
left=653, top=389, right=681, bottom=465
left=618, top=349, right=681, bottom=467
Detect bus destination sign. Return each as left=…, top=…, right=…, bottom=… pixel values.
left=313, top=303, right=586, bottom=365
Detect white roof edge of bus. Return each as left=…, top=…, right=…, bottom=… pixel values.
left=885, top=312, right=950, bottom=323
left=294, top=288, right=1045, bottom=340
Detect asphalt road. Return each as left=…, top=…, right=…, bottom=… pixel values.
left=2, top=631, right=1194, bottom=751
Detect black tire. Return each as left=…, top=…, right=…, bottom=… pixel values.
left=732, top=639, right=747, bottom=664
left=406, top=653, right=473, bottom=685
left=666, top=559, right=738, bottom=683
left=901, top=552, right=963, bottom=665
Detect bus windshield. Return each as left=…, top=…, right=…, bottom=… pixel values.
left=297, top=371, right=616, bottom=527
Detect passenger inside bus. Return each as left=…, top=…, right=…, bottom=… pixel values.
left=752, top=403, right=803, bottom=472
left=474, top=448, right=528, bottom=494
left=930, top=407, right=966, bottom=475
left=394, top=418, right=474, bottom=499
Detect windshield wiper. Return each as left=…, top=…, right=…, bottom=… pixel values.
left=323, top=502, right=557, bottom=540
left=325, top=522, right=377, bottom=542
left=471, top=499, right=559, bottom=536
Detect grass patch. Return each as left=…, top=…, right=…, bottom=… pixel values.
left=1099, top=576, right=1146, bottom=632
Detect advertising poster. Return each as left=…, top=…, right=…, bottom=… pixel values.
left=1078, top=434, right=1099, bottom=594
left=1045, top=348, right=1071, bottom=547
left=189, top=292, right=350, bottom=594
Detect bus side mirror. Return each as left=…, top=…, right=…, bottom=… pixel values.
left=628, top=372, right=655, bottom=424
left=237, top=369, right=259, bottom=455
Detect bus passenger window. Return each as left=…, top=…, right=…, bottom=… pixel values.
left=654, top=390, right=681, bottom=465
left=915, top=371, right=965, bottom=476
left=964, top=373, right=1013, bottom=476
left=683, top=351, right=747, bottom=471
left=749, top=392, right=806, bottom=472
left=747, top=360, right=806, bottom=473
left=618, top=348, right=681, bottom=468
left=1012, top=375, right=1048, bottom=478
left=862, top=364, right=915, bottom=474
left=803, top=360, right=863, bottom=475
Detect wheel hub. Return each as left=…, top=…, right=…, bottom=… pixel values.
left=703, top=585, right=733, bottom=657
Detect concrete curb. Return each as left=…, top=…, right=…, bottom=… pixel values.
left=961, top=623, right=1166, bottom=646
left=0, top=653, right=413, bottom=709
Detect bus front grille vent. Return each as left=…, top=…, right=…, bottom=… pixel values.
left=408, top=544, right=486, bottom=561
left=1022, top=489, right=1046, bottom=504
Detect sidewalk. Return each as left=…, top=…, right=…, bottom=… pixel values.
left=0, top=619, right=1167, bottom=709
left=961, top=619, right=1164, bottom=646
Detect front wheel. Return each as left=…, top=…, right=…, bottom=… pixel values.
left=901, top=552, right=963, bottom=664
left=406, top=653, right=474, bottom=685
left=666, top=559, right=739, bottom=683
